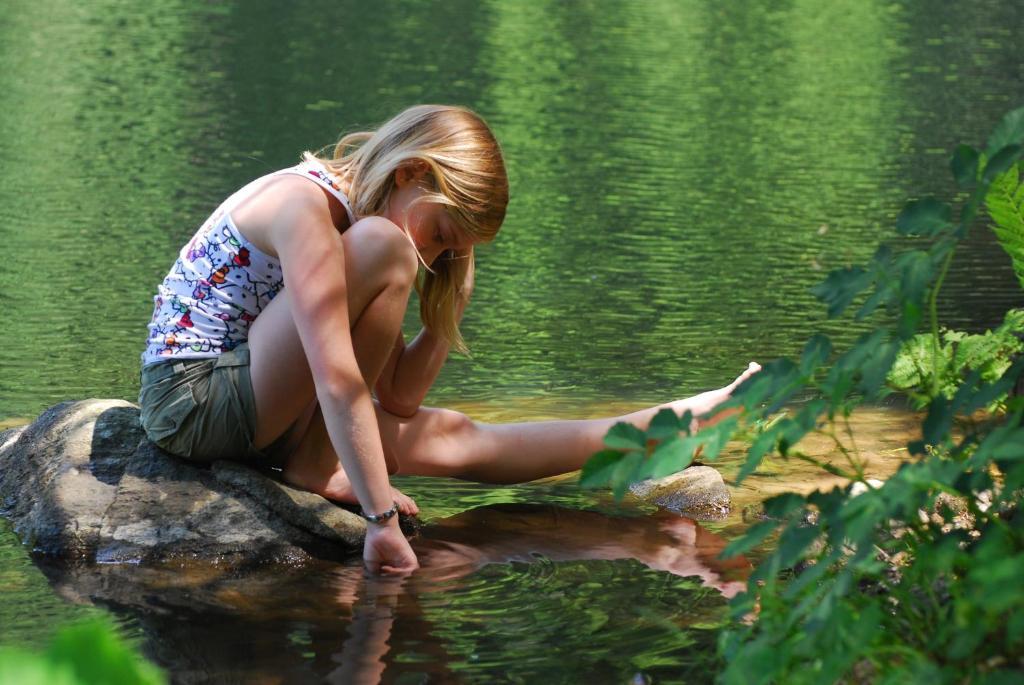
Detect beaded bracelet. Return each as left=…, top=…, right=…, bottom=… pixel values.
left=360, top=501, right=399, bottom=524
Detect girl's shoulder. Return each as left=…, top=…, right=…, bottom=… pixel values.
left=228, top=166, right=351, bottom=259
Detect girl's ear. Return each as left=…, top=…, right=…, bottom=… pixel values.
left=395, top=160, right=429, bottom=187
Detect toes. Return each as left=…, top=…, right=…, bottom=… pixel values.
left=392, top=488, right=419, bottom=516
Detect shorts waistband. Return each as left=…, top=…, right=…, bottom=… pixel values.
left=140, top=358, right=215, bottom=382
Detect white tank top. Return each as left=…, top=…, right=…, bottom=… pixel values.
left=141, top=159, right=355, bottom=367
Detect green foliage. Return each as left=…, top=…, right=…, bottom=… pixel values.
left=0, top=617, right=164, bottom=685
left=581, top=106, right=1024, bottom=683
left=888, top=309, right=1024, bottom=410
left=580, top=408, right=740, bottom=499
left=987, top=162, right=1024, bottom=290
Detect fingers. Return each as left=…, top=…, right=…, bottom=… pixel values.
left=363, top=523, right=420, bottom=577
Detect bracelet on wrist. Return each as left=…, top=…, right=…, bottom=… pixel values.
left=360, top=501, right=399, bottom=524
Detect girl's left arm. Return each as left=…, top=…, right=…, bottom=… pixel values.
left=375, top=326, right=454, bottom=417
left=375, top=253, right=472, bottom=416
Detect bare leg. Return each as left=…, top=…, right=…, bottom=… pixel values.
left=379, top=362, right=760, bottom=483
left=264, top=361, right=759, bottom=505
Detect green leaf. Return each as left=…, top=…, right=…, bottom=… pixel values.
left=610, top=451, right=645, bottom=500
left=986, top=162, right=1024, bottom=291
left=736, top=428, right=779, bottom=484
left=896, top=198, right=953, bottom=237
left=778, top=400, right=826, bottom=455
left=896, top=299, right=924, bottom=340
left=603, top=422, right=646, bottom=450
left=774, top=523, right=820, bottom=569
left=579, top=449, right=625, bottom=488
left=854, top=279, right=897, bottom=321
left=810, top=266, right=872, bottom=318
left=799, top=334, right=832, bottom=376
left=646, top=408, right=681, bottom=442
left=635, top=435, right=699, bottom=480
left=959, top=185, right=986, bottom=230
left=950, top=144, right=980, bottom=187
left=825, top=329, right=892, bottom=402
left=857, top=334, right=902, bottom=398
left=761, top=359, right=803, bottom=415
left=982, top=144, right=1022, bottom=183
left=985, top=105, right=1024, bottom=157
left=763, top=492, right=807, bottom=519
left=972, top=425, right=1024, bottom=466
left=783, top=547, right=844, bottom=600
left=732, top=371, right=775, bottom=410
left=721, top=520, right=777, bottom=559
left=963, top=357, right=1024, bottom=413
left=45, top=619, right=165, bottom=685
left=898, top=250, right=935, bottom=306
left=923, top=396, right=953, bottom=446
left=698, top=416, right=739, bottom=461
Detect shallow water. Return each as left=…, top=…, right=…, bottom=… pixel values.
left=1, top=0, right=1023, bottom=681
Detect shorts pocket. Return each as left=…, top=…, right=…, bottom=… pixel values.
left=140, top=382, right=199, bottom=448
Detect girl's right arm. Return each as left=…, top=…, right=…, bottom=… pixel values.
left=270, top=193, right=418, bottom=574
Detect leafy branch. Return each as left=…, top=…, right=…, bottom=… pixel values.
left=580, top=106, right=1024, bottom=683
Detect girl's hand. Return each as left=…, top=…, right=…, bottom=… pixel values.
left=364, top=518, right=419, bottom=576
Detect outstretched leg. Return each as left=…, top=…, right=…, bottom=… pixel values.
left=380, top=362, right=760, bottom=483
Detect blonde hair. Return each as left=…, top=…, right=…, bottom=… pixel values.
left=304, top=104, right=508, bottom=354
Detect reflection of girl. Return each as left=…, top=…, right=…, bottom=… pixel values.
left=138, top=104, right=759, bottom=575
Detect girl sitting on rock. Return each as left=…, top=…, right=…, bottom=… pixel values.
left=138, top=104, right=759, bottom=575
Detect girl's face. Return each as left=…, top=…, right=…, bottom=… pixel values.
left=386, top=167, right=480, bottom=265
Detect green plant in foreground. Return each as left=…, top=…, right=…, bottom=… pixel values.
left=582, top=107, right=1024, bottom=683
left=0, top=617, right=164, bottom=685
left=888, top=308, right=1024, bottom=412
left=988, top=162, right=1024, bottom=291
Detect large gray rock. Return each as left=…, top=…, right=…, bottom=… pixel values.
left=629, top=465, right=731, bottom=519
left=0, top=399, right=398, bottom=564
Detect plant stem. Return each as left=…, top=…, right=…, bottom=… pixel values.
left=930, top=248, right=956, bottom=398
left=791, top=450, right=857, bottom=480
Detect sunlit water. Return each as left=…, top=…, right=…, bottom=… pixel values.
left=1, top=0, right=1023, bottom=682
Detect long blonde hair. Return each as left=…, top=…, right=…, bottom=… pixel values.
left=304, top=104, right=508, bottom=354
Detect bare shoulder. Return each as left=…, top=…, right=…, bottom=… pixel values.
left=232, top=174, right=339, bottom=257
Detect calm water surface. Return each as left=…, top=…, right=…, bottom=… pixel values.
left=1, top=0, right=1023, bottom=682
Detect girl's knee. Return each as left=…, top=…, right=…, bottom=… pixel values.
left=343, top=217, right=418, bottom=288
left=435, top=408, right=476, bottom=443
left=387, top=407, right=479, bottom=477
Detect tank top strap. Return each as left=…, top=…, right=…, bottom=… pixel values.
left=274, top=160, right=357, bottom=225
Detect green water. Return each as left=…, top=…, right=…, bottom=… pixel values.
left=2, top=0, right=1023, bottom=681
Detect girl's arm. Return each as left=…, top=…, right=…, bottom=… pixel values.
left=376, top=252, right=473, bottom=417
left=273, top=197, right=417, bottom=573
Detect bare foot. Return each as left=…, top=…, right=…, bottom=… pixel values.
left=282, top=463, right=419, bottom=516
left=670, top=362, right=762, bottom=421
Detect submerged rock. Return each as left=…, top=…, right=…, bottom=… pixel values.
left=629, top=465, right=731, bottom=519
left=0, top=399, right=398, bottom=564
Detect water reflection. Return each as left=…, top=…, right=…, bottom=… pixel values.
left=40, top=504, right=745, bottom=683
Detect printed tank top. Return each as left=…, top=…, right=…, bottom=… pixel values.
left=141, top=159, right=355, bottom=367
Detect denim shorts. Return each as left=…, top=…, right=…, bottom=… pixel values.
left=137, top=342, right=292, bottom=466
